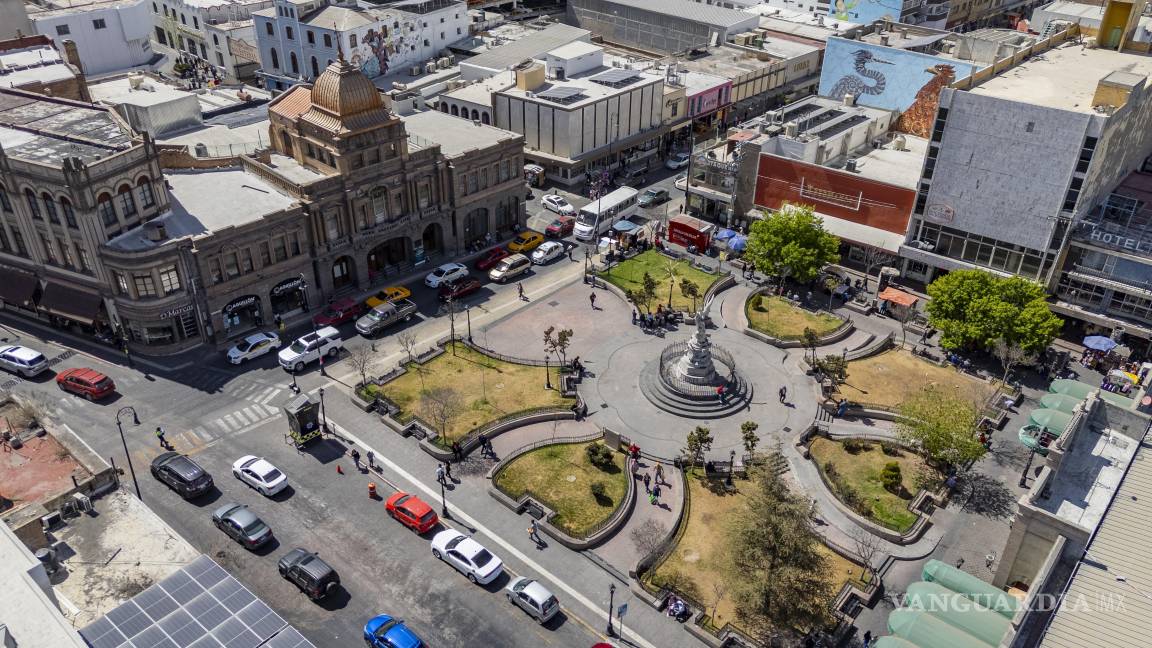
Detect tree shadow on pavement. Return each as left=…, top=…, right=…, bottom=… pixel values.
left=984, top=438, right=1031, bottom=470
left=953, top=472, right=1017, bottom=520
left=454, top=454, right=495, bottom=477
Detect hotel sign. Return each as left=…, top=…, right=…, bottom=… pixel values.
left=1082, top=223, right=1152, bottom=255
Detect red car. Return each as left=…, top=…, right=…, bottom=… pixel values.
left=385, top=492, right=439, bottom=533
left=312, top=297, right=364, bottom=326
left=438, top=278, right=483, bottom=302
left=56, top=367, right=116, bottom=400
left=475, top=247, right=511, bottom=271
left=545, top=215, right=575, bottom=238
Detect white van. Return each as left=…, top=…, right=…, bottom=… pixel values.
left=488, top=253, right=531, bottom=283
left=278, top=326, right=343, bottom=372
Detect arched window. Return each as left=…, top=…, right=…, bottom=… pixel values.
left=60, top=197, right=77, bottom=228
left=24, top=188, right=40, bottom=219
left=450, top=105, right=459, bottom=117
left=440, top=102, right=448, bottom=113
left=470, top=109, right=479, bottom=120
left=136, top=176, right=155, bottom=208
left=290, top=52, right=299, bottom=75
left=116, top=184, right=137, bottom=218
left=0, top=184, right=11, bottom=212
left=41, top=192, right=59, bottom=224
left=97, top=193, right=116, bottom=226
left=481, top=112, right=490, bottom=125
left=311, top=56, right=319, bottom=78
left=280, top=130, right=293, bottom=155
left=270, top=47, right=279, bottom=70
left=370, top=187, right=388, bottom=223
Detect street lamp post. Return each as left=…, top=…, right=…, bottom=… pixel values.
left=465, top=305, right=472, bottom=342
left=318, top=387, right=328, bottom=434
left=728, top=449, right=735, bottom=487
left=606, top=583, right=616, bottom=636
left=447, top=296, right=457, bottom=355
left=440, top=477, right=450, bottom=518
left=1019, top=447, right=1037, bottom=488
left=115, top=406, right=142, bottom=499
left=544, top=352, right=552, bottom=390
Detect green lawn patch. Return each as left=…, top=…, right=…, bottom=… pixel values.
left=834, top=348, right=991, bottom=411
left=366, top=342, right=572, bottom=445
left=597, top=250, right=719, bottom=312
left=745, top=296, right=843, bottom=340
left=809, top=437, right=937, bottom=533
left=493, top=441, right=627, bottom=538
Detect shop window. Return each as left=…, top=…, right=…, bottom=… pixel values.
left=159, top=265, right=181, bottom=294
left=42, top=193, right=59, bottom=224
left=117, top=185, right=137, bottom=218
left=137, top=178, right=155, bottom=208
left=25, top=189, right=40, bottom=220
left=61, top=199, right=77, bottom=228
left=134, top=274, right=157, bottom=297
left=259, top=242, right=271, bottom=266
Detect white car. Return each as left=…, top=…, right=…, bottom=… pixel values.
left=232, top=455, right=288, bottom=496
left=277, top=326, right=342, bottom=372
left=430, top=529, right=504, bottom=585
left=540, top=194, right=574, bottom=215
left=665, top=152, right=691, bottom=170
left=531, top=240, right=565, bottom=265
left=226, top=332, right=281, bottom=365
left=0, top=345, right=49, bottom=377
left=424, top=262, right=469, bottom=288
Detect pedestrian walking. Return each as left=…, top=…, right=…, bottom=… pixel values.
left=478, top=433, right=489, bottom=457
left=484, top=435, right=494, bottom=457
left=567, top=247, right=574, bottom=261
left=528, top=519, right=541, bottom=544
left=518, top=282, right=525, bottom=300
left=779, top=386, right=787, bottom=403
left=655, top=463, right=665, bottom=486
left=366, top=450, right=375, bottom=469
left=589, top=292, right=597, bottom=309
left=155, top=426, right=167, bottom=448
left=716, top=384, right=725, bottom=403
left=350, top=449, right=361, bottom=468
left=632, top=308, right=638, bottom=324
left=863, top=631, right=873, bottom=647
left=451, top=441, right=462, bottom=461
left=436, top=463, right=446, bottom=484
left=643, top=472, right=651, bottom=493
left=444, top=461, right=453, bottom=481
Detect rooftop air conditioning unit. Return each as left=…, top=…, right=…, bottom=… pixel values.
left=438, top=57, right=451, bottom=68
left=393, top=82, right=408, bottom=91
left=425, top=62, right=437, bottom=74
left=784, top=121, right=799, bottom=137
left=844, top=157, right=858, bottom=172
left=71, top=492, right=93, bottom=513
left=410, top=66, right=423, bottom=76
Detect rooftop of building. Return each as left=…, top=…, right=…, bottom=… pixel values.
left=969, top=40, right=1152, bottom=113
left=679, top=69, right=729, bottom=93
left=441, top=69, right=513, bottom=106
left=24, top=0, right=146, bottom=17
left=1037, top=0, right=1152, bottom=27
left=852, top=22, right=1036, bottom=66
left=671, top=43, right=800, bottom=79
left=745, top=4, right=859, bottom=40
left=301, top=4, right=375, bottom=29
left=588, top=0, right=760, bottom=29
left=402, top=108, right=520, bottom=156
left=462, top=22, right=590, bottom=72
left=106, top=168, right=297, bottom=251
left=89, top=76, right=195, bottom=108
left=547, top=40, right=604, bottom=60
left=0, top=43, right=76, bottom=90
left=0, top=89, right=134, bottom=166
left=1036, top=432, right=1152, bottom=648
left=742, top=94, right=893, bottom=142
left=0, top=524, right=87, bottom=648
left=843, top=134, right=929, bottom=188
left=262, top=151, right=329, bottom=183
left=498, top=62, right=663, bottom=109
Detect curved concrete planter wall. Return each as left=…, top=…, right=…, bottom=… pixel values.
left=742, top=286, right=854, bottom=349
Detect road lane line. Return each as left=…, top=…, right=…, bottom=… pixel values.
left=331, top=420, right=657, bottom=648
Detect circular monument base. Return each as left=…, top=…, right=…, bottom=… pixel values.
left=639, top=361, right=753, bottom=419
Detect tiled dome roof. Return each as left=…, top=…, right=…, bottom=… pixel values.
left=309, top=58, right=382, bottom=117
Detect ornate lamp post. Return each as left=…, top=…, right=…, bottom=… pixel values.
left=115, top=406, right=142, bottom=499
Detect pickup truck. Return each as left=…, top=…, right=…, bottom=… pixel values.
left=278, top=326, right=343, bottom=372
left=355, top=299, right=417, bottom=337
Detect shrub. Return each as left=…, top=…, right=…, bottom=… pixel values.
left=750, top=294, right=763, bottom=311
left=585, top=443, right=616, bottom=470
left=843, top=439, right=871, bottom=454
left=881, top=462, right=903, bottom=494
left=590, top=481, right=607, bottom=499
left=880, top=442, right=902, bottom=457
left=823, top=460, right=838, bottom=478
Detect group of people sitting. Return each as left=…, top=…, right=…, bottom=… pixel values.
left=665, top=595, right=688, bottom=621
left=634, top=304, right=680, bottom=330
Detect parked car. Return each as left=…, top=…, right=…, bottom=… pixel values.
left=232, top=455, right=288, bottom=496
left=540, top=194, right=574, bottom=215
left=312, top=297, right=364, bottom=327
left=212, top=503, right=273, bottom=550
left=278, top=326, right=342, bottom=372
left=488, top=253, right=532, bottom=283
left=364, top=615, right=425, bottom=648
left=665, top=152, right=691, bottom=170
left=505, top=577, right=560, bottom=624
left=531, top=241, right=565, bottom=265
left=278, top=548, right=340, bottom=600
left=438, top=278, right=483, bottom=302
left=475, top=247, right=511, bottom=271
left=615, top=166, right=647, bottom=187
left=226, top=331, right=281, bottom=365
left=430, top=529, right=503, bottom=585
left=385, top=492, right=439, bottom=534
left=424, top=262, right=469, bottom=288
left=639, top=188, right=669, bottom=207
left=545, top=215, right=575, bottom=238
left=0, top=345, right=49, bottom=377
left=365, top=286, right=412, bottom=309
left=151, top=451, right=214, bottom=499
left=507, top=231, right=544, bottom=253
left=55, top=367, right=115, bottom=401
left=356, top=300, right=418, bottom=337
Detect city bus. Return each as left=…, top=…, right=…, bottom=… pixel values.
left=573, top=187, right=639, bottom=241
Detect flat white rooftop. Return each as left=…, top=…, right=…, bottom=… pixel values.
left=0, top=46, right=74, bottom=89
left=442, top=70, right=514, bottom=107
left=157, top=118, right=271, bottom=156
left=969, top=41, right=1152, bottom=113
left=402, top=109, right=520, bottom=156
left=0, top=525, right=87, bottom=647
left=499, top=66, right=663, bottom=110
left=848, top=135, right=929, bottom=189
left=1036, top=423, right=1140, bottom=529
left=89, top=77, right=192, bottom=107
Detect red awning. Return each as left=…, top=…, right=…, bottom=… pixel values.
left=878, top=287, right=919, bottom=307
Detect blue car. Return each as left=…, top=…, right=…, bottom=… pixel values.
left=364, top=615, right=424, bottom=648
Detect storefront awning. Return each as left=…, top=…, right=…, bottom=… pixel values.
left=0, top=271, right=39, bottom=306
left=39, top=282, right=103, bottom=325
left=817, top=213, right=906, bottom=253
left=878, top=287, right=919, bottom=307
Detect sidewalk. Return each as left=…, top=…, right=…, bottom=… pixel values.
left=594, top=459, right=685, bottom=578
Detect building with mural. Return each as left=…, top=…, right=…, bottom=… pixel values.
left=254, top=0, right=469, bottom=92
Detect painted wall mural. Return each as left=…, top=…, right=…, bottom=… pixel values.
left=346, top=18, right=420, bottom=78
left=818, top=38, right=979, bottom=135
left=830, top=0, right=902, bottom=25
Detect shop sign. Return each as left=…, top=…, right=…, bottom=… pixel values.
left=271, top=276, right=305, bottom=297
left=925, top=203, right=955, bottom=223
left=159, top=304, right=194, bottom=320
left=223, top=295, right=259, bottom=315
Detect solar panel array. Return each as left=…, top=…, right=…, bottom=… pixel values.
left=535, top=86, right=586, bottom=104
left=591, top=69, right=642, bottom=87
left=79, top=555, right=318, bottom=648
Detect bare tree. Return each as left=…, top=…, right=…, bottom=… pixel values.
left=861, top=247, right=897, bottom=284
left=347, top=345, right=376, bottom=389
left=850, top=529, right=882, bottom=583
left=629, top=518, right=668, bottom=558
left=710, top=581, right=728, bottom=625
left=544, top=325, right=575, bottom=367
left=992, top=338, right=1036, bottom=393
left=421, top=387, right=464, bottom=439
left=397, top=331, right=418, bottom=365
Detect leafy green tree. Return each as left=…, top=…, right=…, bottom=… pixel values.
left=741, top=421, right=760, bottom=458
left=802, top=327, right=820, bottom=364
left=925, top=270, right=1061, bottom=353
left=725, top=469, right=834, bottom=641
left=685, top=425, right=714, bottom=469
left=744, top=203, right=840, bottom=284
left=662, top=259, right=683, bottom=308
left=897, top=385, right=987, bottom=468
left=543, top=325, right=575, bottom=366
left=680, top=278, right=702, bottom=313
left=881, top=462, right=902, bottom=494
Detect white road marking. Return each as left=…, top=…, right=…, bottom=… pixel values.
left=57, top=422, right=111, bottom=469
left=241, top=406, right=261, bottom=423
left=331, top=420, right=656, bottom=648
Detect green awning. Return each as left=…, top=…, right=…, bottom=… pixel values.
left=1029, top=409, right=1073, bottom=434
left=906, top=582, right=1012, bottom=646
left=1048, top=379, right=1094, bottom=399
left=873, top=638, right=921, bottom=648
left=888, top=609, right=994, bottom=648
left=1039, top=393, right=1082, bottom=414
left=922, top=559, right=1020, bottom=619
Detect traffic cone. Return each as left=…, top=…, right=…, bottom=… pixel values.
left=368, top=483, right=377, bottom=499
left=336, top=464, right=344, bottom=475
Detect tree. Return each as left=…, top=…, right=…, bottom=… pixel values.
left=662, top=258, right=684, bottom=308
left=680, top=278, right=702, bottom=313
left=629, top=518, right=668, bottom=558
left=421, top=387, right=463, bottom=438
left=685, top=426, right=714, bottom=469
left=544, top=325, right=575, bottom=367
left=397, top=330, right=418, bottom=365
left=881, top=462, right=902, bottom=494
left=860, top=246, right=898, bottom=280
left=347, top=344, right=376, bottom=389
left=725, top=469, right=834, bottom=641
left=744, top=203, right=840, bottom=284
left=802, top=327, right=820, bottom=364
left=992, top=337, right=1036, bottom=393
left=741, top=421, right=760, bottom=459
left=850, top=528, right=881, bottom=583
left=897, top=385, right=987, bottom=468
left=925, top=269, right=1062, bottom=353
left=813, top=354, right=848, bottom=384
left=641, top=271, right=659, bottom=313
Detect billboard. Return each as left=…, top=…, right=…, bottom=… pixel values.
left=818, top=38, right=978, bottom=136
left=830, top=0, right=902, bottom=24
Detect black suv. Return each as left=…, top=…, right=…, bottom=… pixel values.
left=150, top=451, right=214, bottom=499
left=278, top=548, right=340, bottom=600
